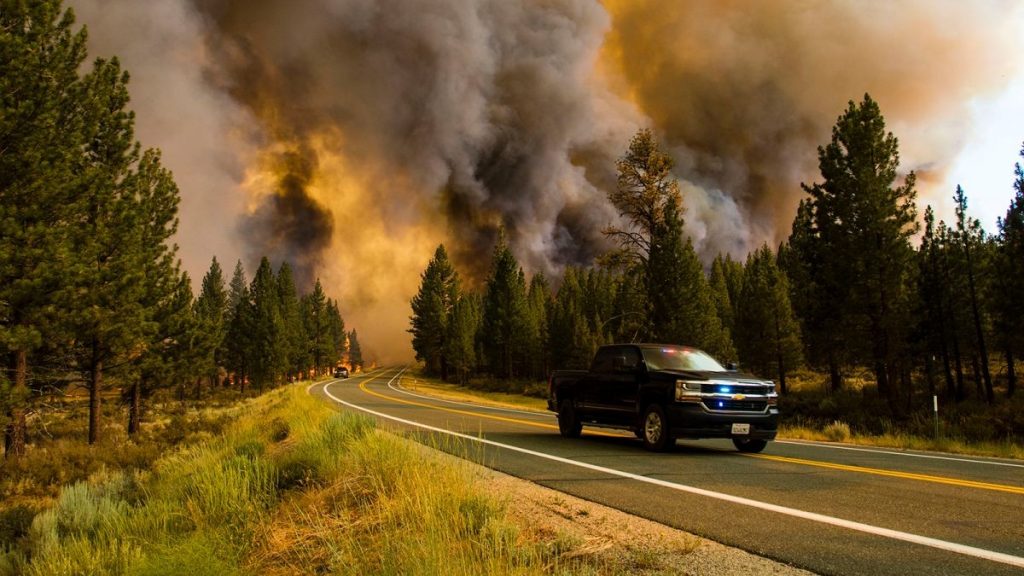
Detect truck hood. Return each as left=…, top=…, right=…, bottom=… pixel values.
left=652, top=369, right=771, bottom=385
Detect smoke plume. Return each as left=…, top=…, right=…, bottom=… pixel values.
left=68, top=0, right=1022, bottom=363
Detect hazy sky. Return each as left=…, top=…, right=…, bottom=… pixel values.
left=942, top=75, right=1024, bottom=230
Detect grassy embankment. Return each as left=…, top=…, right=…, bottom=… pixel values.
left=401, top=371, right=1024, bottom=460
left=0, top=385, right=629, bottom=575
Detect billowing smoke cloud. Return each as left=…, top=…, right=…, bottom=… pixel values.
left=68, top=0, right=1022, bottom=363
left=187, top=0, right=640, bottom=281
left=602, top=0, right=1022, bottom=250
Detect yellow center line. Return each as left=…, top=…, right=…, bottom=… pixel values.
left=355, top=375, right=626, bottom=438
left=345, top=371, right=1024, bottom=496
left=747, top=453, right=1024, bottom=495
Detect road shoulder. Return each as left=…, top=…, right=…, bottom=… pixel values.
left=414, top=440, right=815, bottom=575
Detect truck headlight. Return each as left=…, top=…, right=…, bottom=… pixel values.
left=675, top=380, right=702, bottom=402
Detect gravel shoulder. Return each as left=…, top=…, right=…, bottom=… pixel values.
left=491, top=465, right=814, bottom=575
left=414, top=440, right=814, bottom=575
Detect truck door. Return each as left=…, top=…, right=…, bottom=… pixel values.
left=605, top=346, right=641, bottom=425
left=579, top=347, right=617, bottom=417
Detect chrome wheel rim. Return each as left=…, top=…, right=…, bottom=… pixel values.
left=644, top=411, right=662, bottom=443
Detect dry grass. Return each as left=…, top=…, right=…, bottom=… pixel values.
left=779, top=423, right=1024, bottom=460
left=5, top=383, right=691, bottom=575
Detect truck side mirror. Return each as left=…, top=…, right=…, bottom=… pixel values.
left=726, top=361, right=739, bottom=371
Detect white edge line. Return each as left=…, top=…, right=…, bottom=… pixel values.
left=775, top=440, right=1024, bottom=469
left=317, top=370, right=1024, bottom=570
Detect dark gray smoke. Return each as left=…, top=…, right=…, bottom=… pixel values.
left=186, top=0, right=635, bottom=281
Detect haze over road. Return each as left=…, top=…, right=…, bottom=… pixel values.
left=311, top=368, right=1024, bottom=576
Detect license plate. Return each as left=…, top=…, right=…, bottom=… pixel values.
left=731, top=423, right=750, bottom=435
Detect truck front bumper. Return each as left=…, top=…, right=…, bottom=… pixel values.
left=667, top=403, right=778, bottom=440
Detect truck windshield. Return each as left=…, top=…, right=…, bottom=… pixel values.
left=642, top=346, right=726, bottom=372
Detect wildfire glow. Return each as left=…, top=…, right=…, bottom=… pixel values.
left=242, top=132, right=445, bottom=365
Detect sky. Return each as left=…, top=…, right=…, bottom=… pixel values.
left=941, top=76, right=1024, bottom=230
left=64, top=0, right=1024, bottom=364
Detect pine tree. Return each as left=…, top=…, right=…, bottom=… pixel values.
left=276, top=262, right=304, bottom=380
left=249, top=257, right=283, bottom=392
left=549, top=267, right=603, bottom=370
left=444, top=294, right=481, bottom=385
left=604, top=128, right=681, bottom=271
left=709, top=255, right=736, bottom=337
left=302, top=279, right=330, bottom=377
left=130, top=270, right=195, bottom=435
left=326, top=299, right=346, bottom=370
left=953, top=186, right=993, bottom=402
left=409, top=244, right=459, bottom=378
left=647, top=197, right=734, bottom=360
left=1, top=0, right=89, bottom=457
left=734, top=245, right=803, bottom=390
left=194, top=257, right=228, bottom=390
left=525, top=273, right=551, bottom=380
left=480, top=232, right=529, bottom=379
left=793, top=94, right=918, bottom=409
left=918, top=206, right=957, bottom=399
left=69, top=57, right=184, bottom=445
left=122, top=145, right=186, bottom=429
left=348, top=329, right=363, bottom=370
left=224, top=261, right=252, bottom=391
left=994, top=144, right=1024, bottom=397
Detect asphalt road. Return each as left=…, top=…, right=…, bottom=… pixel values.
left=310, top=367, right=1024, bottom=576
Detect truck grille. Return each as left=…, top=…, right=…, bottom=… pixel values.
left=700, top=384, right=769, bottom=395
left=703, top=400, right=768, bottom=412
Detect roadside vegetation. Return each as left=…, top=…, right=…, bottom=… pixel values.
left=3, top=384, right=673, bottom=575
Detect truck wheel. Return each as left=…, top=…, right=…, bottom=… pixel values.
left=558, top=399, right=582, bottom=438
left=732, top=438, right=768, bottom=453
left=641, top=404, right=673, bottom=452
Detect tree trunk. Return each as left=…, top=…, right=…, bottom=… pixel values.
left=828, top=353, right=842, bottom=394
left=964, top=240, right=994, bottom=403
left=940, top=342, right=955, bottom=399
left=88, top=339, right=103, bottom=445
left=128, top=381, right=141, bottom=436
left=951, top=330, right=965, bottom=402
left=971, top=355, right=983, bottom=399
left=1011, top=342, right=1019, bottom=397
left=3, top=350, right=29, bottom=459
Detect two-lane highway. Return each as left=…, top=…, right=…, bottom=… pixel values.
left=311, top=368, right=1024, bottom=576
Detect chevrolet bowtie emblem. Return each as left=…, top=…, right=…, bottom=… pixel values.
left=732, top=394, right=746, bottom=400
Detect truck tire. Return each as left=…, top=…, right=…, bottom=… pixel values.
left=641, top=404, right=673, bottom=452
left=732, top=438, right=768, bottom=453
left=558, top=399, right=582, bottom=438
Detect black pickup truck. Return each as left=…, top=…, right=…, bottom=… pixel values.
left=547, top=343, right=778, bottom=452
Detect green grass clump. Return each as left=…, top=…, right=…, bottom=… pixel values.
left=822, top=420, right=852, bottom=442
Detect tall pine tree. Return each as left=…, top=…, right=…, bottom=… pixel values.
left=480, top=231, right=529, bottom=379
left=1, top=0, right=89, bottom=456
left=734, top=245, right=803, bottom=390
left=792, top=94, right=918, bottom=409
left=409, top=244, right=459, bottom=378
left=994, top=144, right=1024, bottom=397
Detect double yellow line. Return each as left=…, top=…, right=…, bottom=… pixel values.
left=353, top=374, right=1024, bottom=496
left=748, top=453, right=1024, bottom=495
